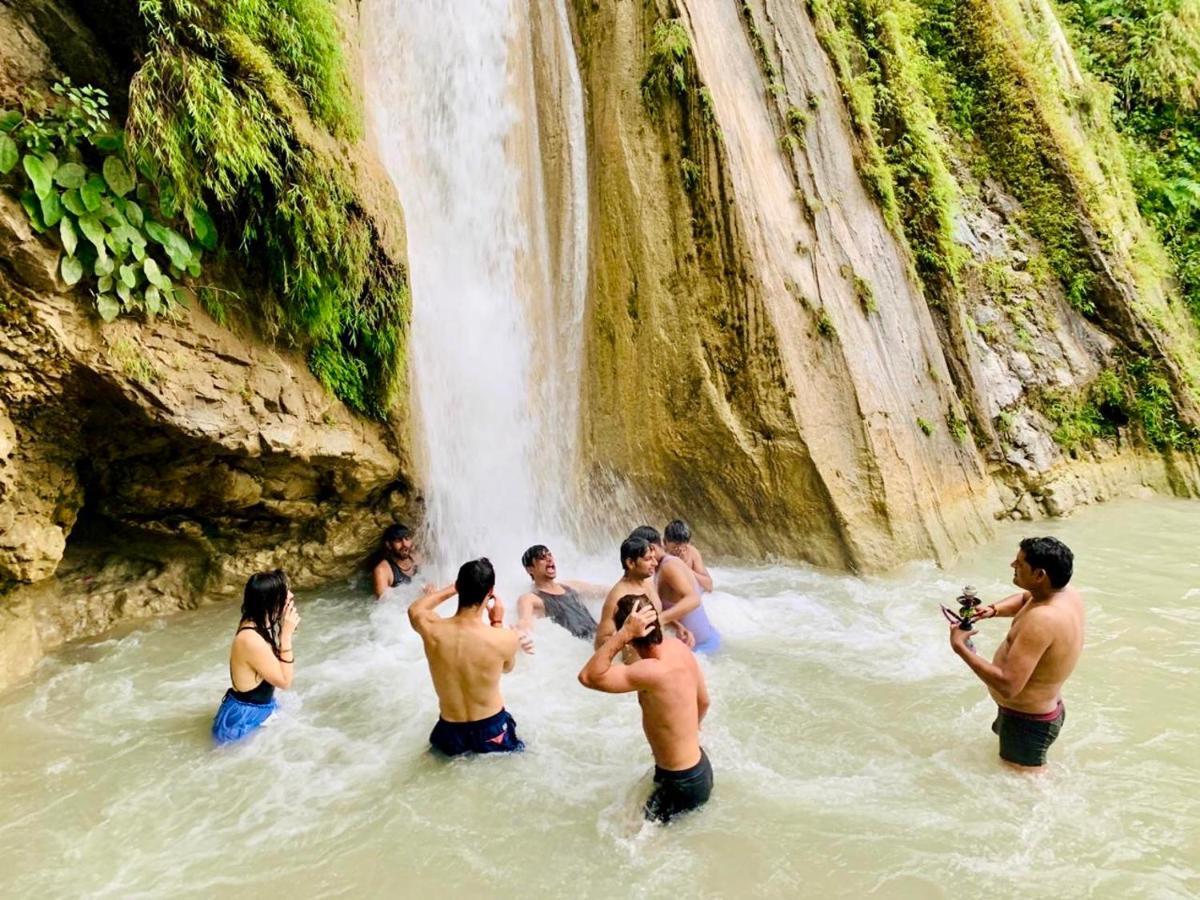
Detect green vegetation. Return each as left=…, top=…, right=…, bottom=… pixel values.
left=641, top=18, right=692, bottom=114
left=1, top=2, right=408, bottom=419
left=1, top=81, right=203, bottom=321
left=816, top=308, right=837, bottom=337
left=1058, top=1, right=1200, bottom=324
left=917, top=417, right=935, bottom=436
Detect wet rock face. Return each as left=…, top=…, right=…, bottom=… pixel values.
left=0, top=192, right=413, bottom=590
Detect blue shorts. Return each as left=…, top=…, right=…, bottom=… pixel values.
left=429, top=708, right=524, bottom=757
left=212, top=690, right=277, bottom=744
left=692, top=633, right=721, bottom=654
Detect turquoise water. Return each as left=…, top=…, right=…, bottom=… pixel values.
left=0, top=498, right=1197, bottom=898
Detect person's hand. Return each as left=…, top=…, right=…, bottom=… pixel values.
left=672, top=622, right=695, bottom=649
left=516, top=629, right=535, bottom=655
left=419, top=582, right=436, bottom=597
left=487, top=594, right=505, bottom=627
left=948, top=622, right=974, bottom=651
left=620, top=604, right=658, bottom=640
left=974, top=604, right=997, bottom=621
left=282, top=596, right=300, bottom=634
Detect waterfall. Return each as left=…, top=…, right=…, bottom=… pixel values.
left=361, top=0, right=588, bottom=569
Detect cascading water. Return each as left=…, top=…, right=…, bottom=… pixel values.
left=361, top=0, right=588, bottom=568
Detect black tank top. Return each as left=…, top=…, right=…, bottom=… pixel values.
left=536, top=587, right=597, bottom=640
left=388, top=558, right=418, bottom=586
left=231, top=625, right=276, bottom=705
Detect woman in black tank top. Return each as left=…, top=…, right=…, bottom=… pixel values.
left=212, top=570, right=300, bottom=744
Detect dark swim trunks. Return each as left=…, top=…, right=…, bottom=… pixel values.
left=991, top=700, right=1065, bottom=767
left=429, top=708, right=524, bottom=757
left=645, top=749, right=713, bottom=823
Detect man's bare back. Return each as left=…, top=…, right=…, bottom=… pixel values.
left=632, top=637, right=705, bottom=770
left=418, top=612, right=517, bottom=722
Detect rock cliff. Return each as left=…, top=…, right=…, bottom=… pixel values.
left=0, top=1, right=415, bottom=688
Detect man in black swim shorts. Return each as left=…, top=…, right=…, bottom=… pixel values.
left=579, top=595, right=713, bottom=823
left=950, top=536, right=1084, bottom=771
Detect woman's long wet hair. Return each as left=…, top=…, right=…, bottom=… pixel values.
left=241, top=569, right=289, bottom=659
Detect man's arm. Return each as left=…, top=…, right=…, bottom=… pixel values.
left=407, top=584, right=456, bottom=635
left=656, top=559, right=700, bottom=626
left=687, top=548, right=714, bottom=593
left=372, top=561, right=393, bottom=600
left=951, top=613, right=1053, bottom=700
left=564, top=580, right=607, bottom=600
left=980, top=591, right=1031, bottom=619
left=516, top=592, right=543, bottom=634
left=594, top=588, right=621, bottom=649
left=579, top=606, right=658, bottom=692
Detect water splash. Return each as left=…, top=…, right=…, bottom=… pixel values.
left=361, top=0, right=587, bottom=569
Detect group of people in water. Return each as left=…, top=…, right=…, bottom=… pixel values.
left=213, top=518, right=1084, bottom=824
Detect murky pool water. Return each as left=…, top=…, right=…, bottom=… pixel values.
left=1, top=499, right=1197, bottom=898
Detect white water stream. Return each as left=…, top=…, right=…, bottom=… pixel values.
left=361, top=0, right=587, bottom=567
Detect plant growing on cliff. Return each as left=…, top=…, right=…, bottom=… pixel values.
left=642, top=19, right=692, bottom=114
left=125, top=0, right=406, bottom=417
left=0, top=81, right=209, bottom=321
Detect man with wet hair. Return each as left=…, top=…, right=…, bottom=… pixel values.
left=372, top=523, right=422, bottom=599
left=663, top=519, right=713, bottom=592
left=579, top=594, right=713, bottom=824
left=515, top=544, right=603, bottom=640
left=630, top=525, right=720, bottom=654
left=950, top=536, right=1084, bottom=771
left=595, top=536, right=683, bottom=650
left=408, top=558, right=532, bottom=756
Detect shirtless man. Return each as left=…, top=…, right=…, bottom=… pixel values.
left=516, top=544, right=603, bottom=641
left=950, top=536, right=1084, bottom=771
left=408, top=558, right=531, bottom=756
left=663, top=519, right=713, bottom=592
left=596, top=536, right=693, bottom=650
left=631, top=526, right=720, bottom=654
left=372, top=523, right=422, bottom=599
left=579, top=595, right=713, bottom=823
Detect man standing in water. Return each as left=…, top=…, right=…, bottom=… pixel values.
left=516, top=544, right=603, bottom=641
left=372, top=523, right=422, bottom=599
left=631, top=525, right=720, bottom=653
left=579, top=595, right=713, bottom=823
left=663, top=519, right=714, bottom=592
left=950, top=536, right=1084, bottom=771
left=408, top=558, right=530, bottom=756
left=596, top=535, right=693, bottom=649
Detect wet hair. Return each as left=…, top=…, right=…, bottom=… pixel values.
left=521, top=544, right=551, bottom=569
left=455, top=557, right=495, bottom=610
left=629, top=525, right=662, bottom=546
left=620, top=536, right=653, bottom=571
left=614, top=594, right=662, bottom=651
left=1019, top=537, right=1074, bottom=589
left=383, top=523, right=412, bottom=545
left=664, top=519, right=691, bottom=544
left=241, top=569, right=289, bottom=659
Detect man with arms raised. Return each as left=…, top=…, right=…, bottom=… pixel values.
left=950, top=536, right=1084, bottom=771
left=516, top=544, right=603, bottom=641
left=596, top=535, right=692, bottom=650
left=631, top=525, right=720, bottom=653
left=408, top=558, right=530, bottom=756
left=579, top=595, right=713, bottom=823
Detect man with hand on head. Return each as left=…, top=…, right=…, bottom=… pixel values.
left=579, top=595, right=713, bottom=824
left=949, top=536, right=1084, bottom=771
left=408, top=557, right=533, bottom=757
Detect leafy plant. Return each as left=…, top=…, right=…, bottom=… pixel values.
left=917, top=417, right=935, bottom=435
left=641, top=19, right=692, bottom=114
left=1, top=80, right=210, bottom=321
